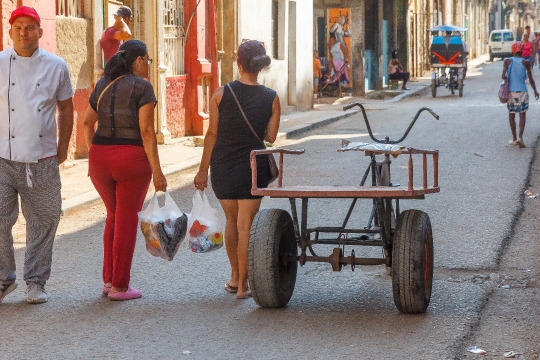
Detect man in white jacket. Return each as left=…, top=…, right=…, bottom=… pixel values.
left=0, top=6, right=74, bottom=304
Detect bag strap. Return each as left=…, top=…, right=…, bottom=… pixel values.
left=97, top=75, right=127, bottom=112
left=226, top=83, right=264, bottom=145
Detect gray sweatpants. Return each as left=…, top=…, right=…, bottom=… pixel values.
left=0, top=157, right=62, bottom=286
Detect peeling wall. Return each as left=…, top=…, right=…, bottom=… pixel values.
left=239, top=0, right=314, bottom=112
left=166, top=75, right=189, bottom=137
left=55, top=17, right=93, bottom=159
left=1, top=0, right=16, bottom=50
left=55, top=17, right=93, bottom=90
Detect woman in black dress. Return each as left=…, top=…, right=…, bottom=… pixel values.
left=194, top=40, right=281, bottom=299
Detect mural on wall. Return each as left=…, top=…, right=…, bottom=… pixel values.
left=328, top=8, right=351, bottom=88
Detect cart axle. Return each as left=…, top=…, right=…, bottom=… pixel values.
left=298, top=247, right=386, bottom=271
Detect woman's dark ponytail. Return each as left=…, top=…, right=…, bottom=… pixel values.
left=104, top=40, right=148, bottom=80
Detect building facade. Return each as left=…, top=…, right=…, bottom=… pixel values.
left=217, top=0, right=314, bottom=113
left=0, top=0, right=218, bottom=159
left=2, top=0, right=522, bottom=160
left=407, top=0, right=499, bottom=79
left=312, top=0, right=408, bottom=95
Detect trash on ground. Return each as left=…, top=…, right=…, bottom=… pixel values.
left=182, top=350, right=192, bottom=355
left=504, top=351, right=523, bottom=358
left=524, top=190, right=538, bottom=198
left=467, top=346, right=487, bottom=355
left=474, top=152, right=484, bottom=157
left=501, top=284, right=510, bottom=289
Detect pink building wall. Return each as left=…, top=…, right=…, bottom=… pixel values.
left=166, top=75, right=189, bottom=137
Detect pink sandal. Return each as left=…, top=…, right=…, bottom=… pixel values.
left=102, top=285, right=112, bottom=295
left=107, top=286, right=142, bottom=301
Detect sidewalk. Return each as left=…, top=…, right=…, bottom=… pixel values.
left=60, top=54, right=488, bottom=215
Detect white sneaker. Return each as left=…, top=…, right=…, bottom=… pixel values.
left=26, top=283, right=47, bottom=304
left=509, top=139, right=518, bottom=146
left=0, top=280, right=18, bottom=303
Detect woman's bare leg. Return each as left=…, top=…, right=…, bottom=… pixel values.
left=509, top=112, right=517, bottom=141
left=235, top=199, right=263, bottom=297
left=519, top=111, right=527, bottom=139
left=220, top=200, right=239, bottom=288
left=220, top=198, right=262, bottom=297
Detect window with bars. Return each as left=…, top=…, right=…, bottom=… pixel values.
left=164, top=0, right=186, bottom=75
left=56, top=0, right=84, bottom=17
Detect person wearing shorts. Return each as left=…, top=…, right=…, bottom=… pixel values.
left=313, top=50, right=322, bottom=95
left=502, top=41, right=539, bottom=148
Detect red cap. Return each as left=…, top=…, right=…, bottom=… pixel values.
left=9, top=6, right=40, bottom=25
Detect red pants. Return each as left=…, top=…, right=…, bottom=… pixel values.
left=88, top=145, right=152, bottom=288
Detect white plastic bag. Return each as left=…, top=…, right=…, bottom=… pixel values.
left=186, top=190, right=224, bottom=253
left=138, top=191, right=188, bottom=261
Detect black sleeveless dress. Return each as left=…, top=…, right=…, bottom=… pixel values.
left=210, top=81, right=277, bottom=199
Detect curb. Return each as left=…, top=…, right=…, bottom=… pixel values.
left=275, top=110, right=358, bottom=143
left=388, top=84, right=431, bottom=102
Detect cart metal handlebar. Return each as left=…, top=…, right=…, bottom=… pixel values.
left=342, top=103, right=440, bottom=144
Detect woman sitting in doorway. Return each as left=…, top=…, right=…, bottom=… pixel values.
left=388, top=49, right=410, bottom=90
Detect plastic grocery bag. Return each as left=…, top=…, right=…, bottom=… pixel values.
left=186, top=190, right=224, bottom=253
left=138, top=191, right=188, bottom=261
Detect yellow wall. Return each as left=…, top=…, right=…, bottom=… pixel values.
left=55, top=17, right=94, bottom=90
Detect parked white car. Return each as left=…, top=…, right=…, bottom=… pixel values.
left=488, top=29, right=515, bottom=61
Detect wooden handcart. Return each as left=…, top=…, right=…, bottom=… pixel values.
left=247, top=103, right=440, bottom=314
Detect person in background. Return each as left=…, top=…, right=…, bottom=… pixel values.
left=522, top=33, right=533, bottom=65
left=83, top=40, right=167, bottom=301
left=100, top=6, right=133, bottom=63
left=443, top=30, right=452, bottom=46
left=524, top=25, right=534, bottom=43
left=313, top=50, right=322, bottom=95
left=456, top=31, right=469, bottom=78
left=194, top=40, right=281, bottom=300
left=502, top=41, right=539, bottom=148
left=388, top=49, right=410, bottom=90
left=533, top=32, right=540, bottom=67
left=0, top=6, right=74, bottom=304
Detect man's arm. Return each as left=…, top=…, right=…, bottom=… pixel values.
left=113, top=18, right=132, bottom=41
left=56, top=98, right=74, bottom=165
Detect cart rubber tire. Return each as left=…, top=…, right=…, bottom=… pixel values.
left=248, top=208, right=298, bottom=308
left=431, top=79, right=437, bottom=97
left=458, top=79, right=463, bottom=97
left=392, top=209, right=433, bottom=314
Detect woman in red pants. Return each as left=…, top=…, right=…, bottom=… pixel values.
left=83, top=40, right=167, bottom=300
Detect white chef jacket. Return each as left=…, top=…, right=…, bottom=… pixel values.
left=0, top=48, right=74, bottom=163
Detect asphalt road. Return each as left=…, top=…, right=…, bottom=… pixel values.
left=2, top=60, right=539, bottom=359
